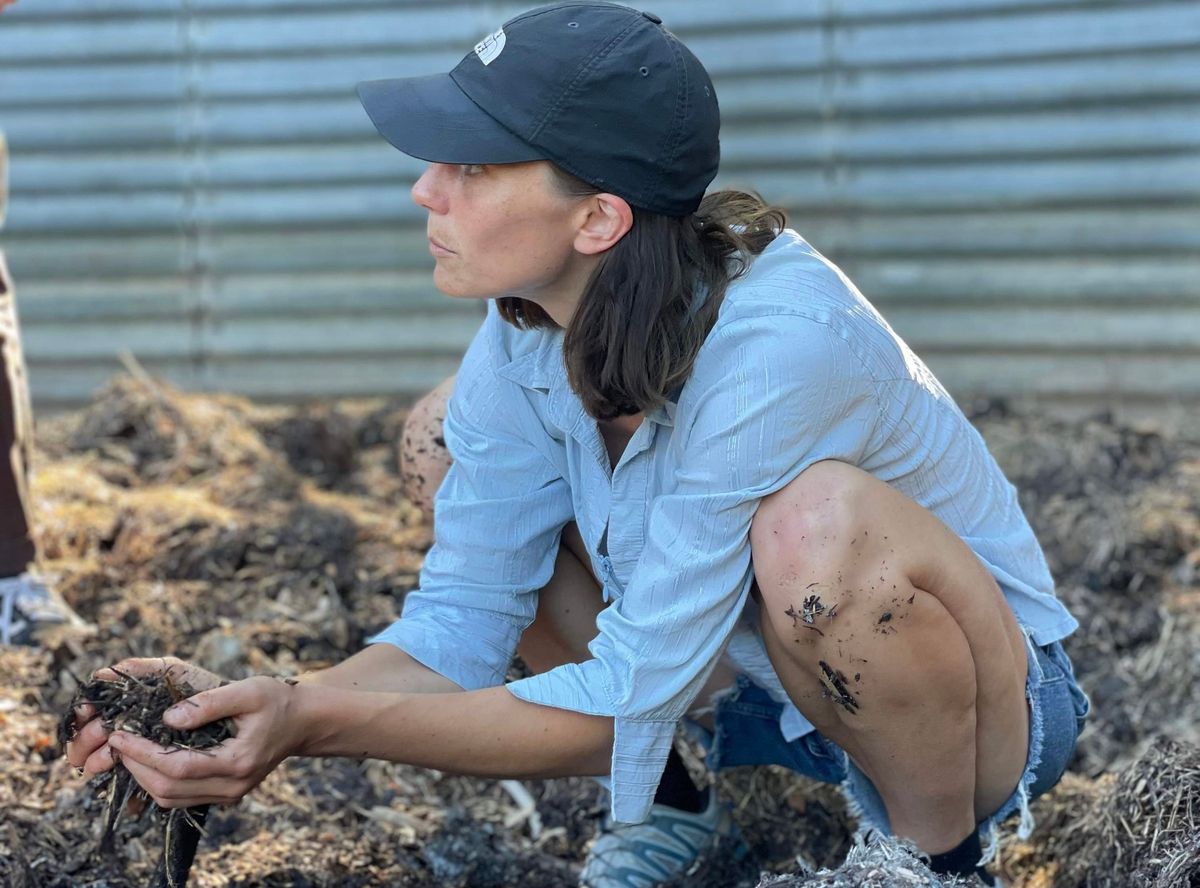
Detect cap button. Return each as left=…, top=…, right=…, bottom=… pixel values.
left=641, top=11, right=662, bottom=24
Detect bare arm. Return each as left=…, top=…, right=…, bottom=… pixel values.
left=292, top=682, right=612, bottom=778
left=293, top=645, right=613, bottom=776
left=66, top=645, right=459, bottom=778
left=299, top=642, right=466, bottom=694
left=104, top=677, right=613, bottom=808
left=296, top=644, right=614, bottom=776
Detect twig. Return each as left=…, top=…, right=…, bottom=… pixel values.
left=118, top=350, right=167, bottom=402
left=498, top=779, right=542, bottom=838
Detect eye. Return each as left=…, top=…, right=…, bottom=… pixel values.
left=459, top=163, right=486, bottom=176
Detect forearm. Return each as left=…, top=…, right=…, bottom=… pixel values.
left=299, top=642, right=464, bottom=694
left=292, top=682, right=613, bottom=779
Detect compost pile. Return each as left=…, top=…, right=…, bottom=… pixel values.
left=0, top=376, right=1198, bottom=887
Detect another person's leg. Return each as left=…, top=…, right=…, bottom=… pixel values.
left=749, top=460, right=1031, bottom=866
left=0, top=249, right=86, bottom=645
left=0, top=253, right=35, bottom=577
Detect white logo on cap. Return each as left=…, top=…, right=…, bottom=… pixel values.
left=475, top=28, right=506, bottom=66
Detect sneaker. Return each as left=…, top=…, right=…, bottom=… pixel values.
left=0, top=572, right=87, bottom=646
left=579, top=785, right=748, bottom=888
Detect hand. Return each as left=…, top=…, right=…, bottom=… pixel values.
left=66, top=656, right=223, bottom=780
left=106, top=674, right=303, bottom=808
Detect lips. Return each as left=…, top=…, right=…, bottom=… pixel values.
left=428, top=236, right=454, bottom=253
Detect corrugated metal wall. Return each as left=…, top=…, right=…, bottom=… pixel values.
left=1, top=0, right=1197, bottom=418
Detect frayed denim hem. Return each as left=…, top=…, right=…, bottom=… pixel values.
left=834, top=625, right=1052, bottom=867
left=704, top=629, right=1085, bottom=868
left=837, top=749, right=891, bottom=835
left=976, top=626, right=1049, bottom=865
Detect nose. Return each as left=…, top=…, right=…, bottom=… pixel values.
left=411, top=164, right=448, bottom=214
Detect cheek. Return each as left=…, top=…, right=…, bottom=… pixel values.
left=469, top=209, right=572, bottom=282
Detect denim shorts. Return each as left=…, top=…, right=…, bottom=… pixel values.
left=707, top=626, right=1090, bottom=862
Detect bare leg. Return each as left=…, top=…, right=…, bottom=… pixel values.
left=749, top=459, right=1029, bottom=854
left=399, top=375, right=456, bottom=515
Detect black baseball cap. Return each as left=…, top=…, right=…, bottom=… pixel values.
left=356, top=1, right=720, bottom=217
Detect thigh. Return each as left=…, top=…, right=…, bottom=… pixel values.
left=520, top=523, right=739, bottom=715
left=517, top=522, right=606, bottom=671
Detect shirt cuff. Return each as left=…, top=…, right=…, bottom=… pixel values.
left=366, top=609, right=514, bottom=692
left=506, top=659, right=677, bottom=824
left=505, top=658, right=614, bottom=716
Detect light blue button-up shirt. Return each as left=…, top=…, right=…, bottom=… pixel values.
left=369, top=228, right=1078, bottom=824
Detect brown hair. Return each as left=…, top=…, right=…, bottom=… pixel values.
left=496, top=166, right=788, bottom=420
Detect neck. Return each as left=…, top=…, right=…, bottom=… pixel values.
left=600, top=412, right=643, bottom=432
left=523, top=252, right=601, bottom=328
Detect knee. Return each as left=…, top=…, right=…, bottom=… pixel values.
left=750, top=460, right=871, bottom=583
left=750, top=461, right=904, bottom=639
left=399, top=375, right=456, bottom=515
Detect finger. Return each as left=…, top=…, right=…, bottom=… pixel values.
left=162, top=680, right=251, bottom=731
left=107, top=730, right=238, bottom=781
left=100, top=657, right=222, bottom=693
left=105, top=731, right=174, bottom=769
left=82, top=743, right=118, bottom=780
left=102, top=656, right=186, bottom=680
left=67, top=717, right=111, bottom=768
left=119, top=754, right=243, bottom=809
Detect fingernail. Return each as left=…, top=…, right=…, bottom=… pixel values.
left=163, top=706, right=184, bottom=727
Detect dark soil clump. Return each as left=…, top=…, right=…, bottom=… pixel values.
left=59, top=667, right=236, bottom=887
left=255, top=404, right=360, bottom=489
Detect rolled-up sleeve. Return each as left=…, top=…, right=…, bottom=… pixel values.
left=368, top=316, right=575, bottom=691
left=507, top=310, right=882, bottom=822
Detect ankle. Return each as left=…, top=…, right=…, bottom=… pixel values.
left=926, top=829, right=995, bottom=884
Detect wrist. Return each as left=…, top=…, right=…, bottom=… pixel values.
left=288, top=680, right=327, bottom=757
left=289, top=682, right=406, bottom=759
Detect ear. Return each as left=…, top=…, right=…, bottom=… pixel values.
left=573, top=193, right=633, bottom=256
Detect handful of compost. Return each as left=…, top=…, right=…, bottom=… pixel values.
left=59, top=665, right=235, bottom=888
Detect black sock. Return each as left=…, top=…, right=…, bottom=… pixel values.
left=927, top=829, right=994, bottom=884
left=652, top=746, right=705, bottom=813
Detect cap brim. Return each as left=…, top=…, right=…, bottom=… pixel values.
left=356, top=74, right=544, bottom=165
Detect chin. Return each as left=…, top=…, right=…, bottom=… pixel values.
left=431, top=277, right=490, bottom=302
left=430, top=269, right=468, bottom=298
left=431, top=272, right=511, bottom=302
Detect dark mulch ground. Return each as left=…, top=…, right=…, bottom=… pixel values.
left=1, top=377, right=1197, bottom=887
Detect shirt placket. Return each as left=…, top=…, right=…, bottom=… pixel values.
left=598, top=421, right=656, bottom=598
